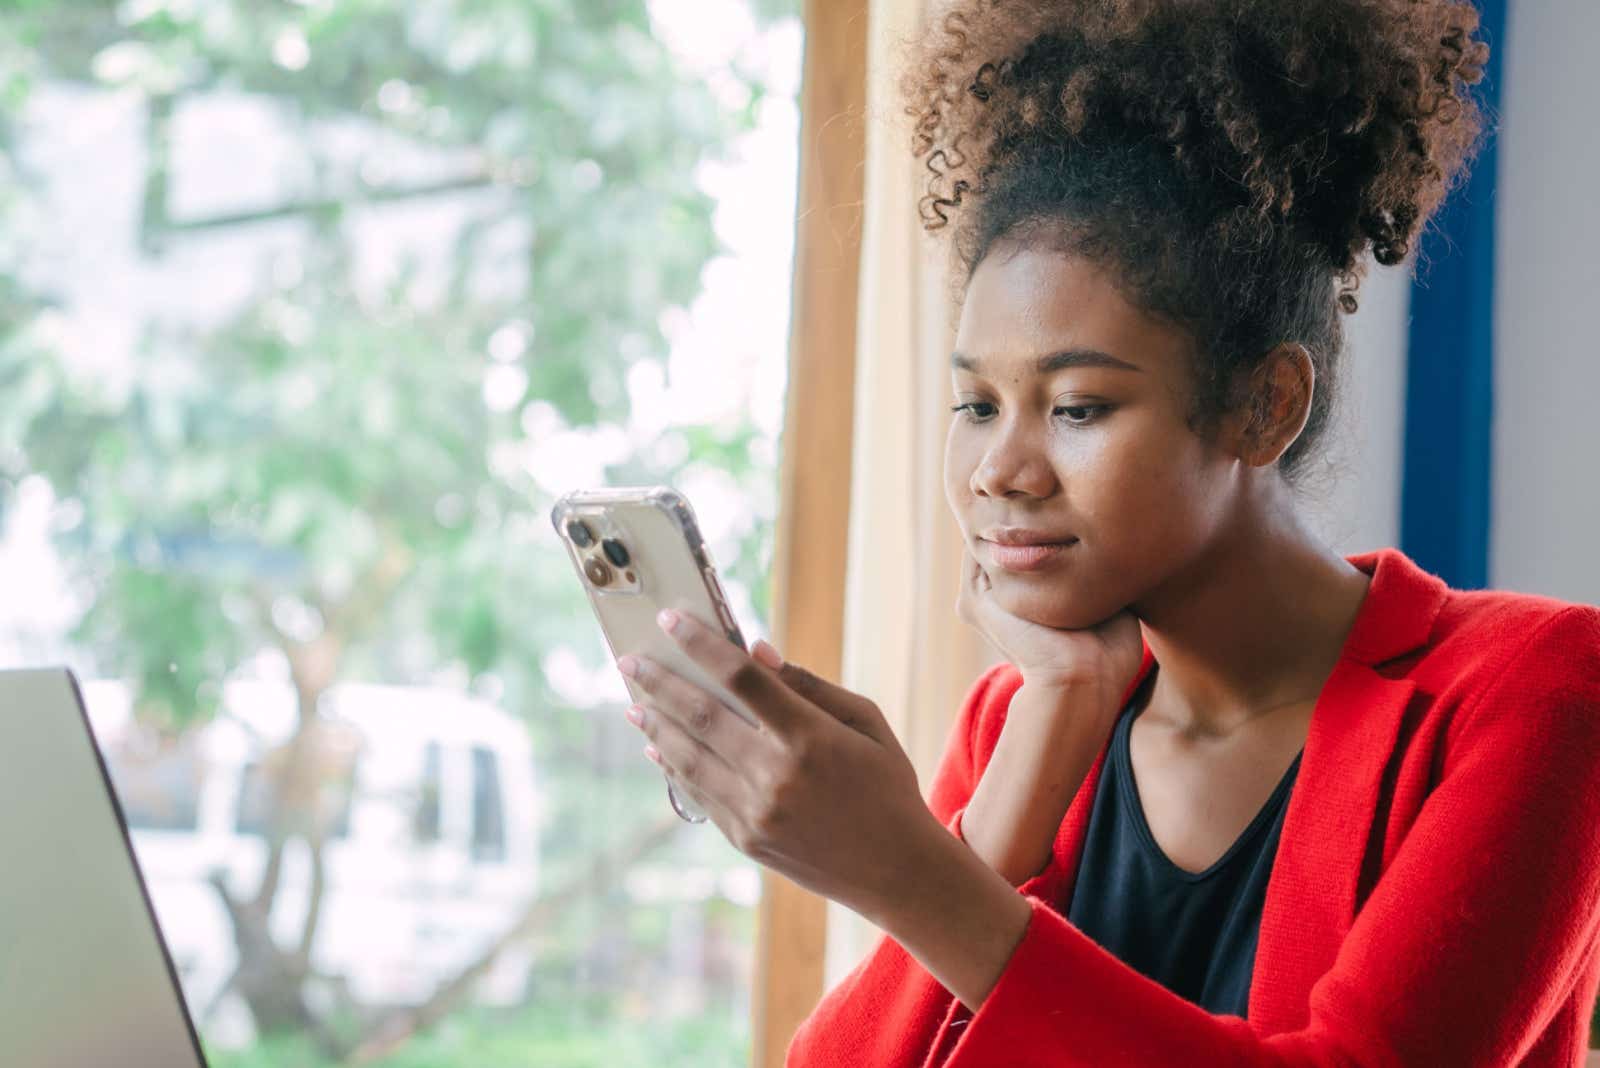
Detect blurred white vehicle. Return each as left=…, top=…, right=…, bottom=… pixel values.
left=79, top=678, right=541, bottom=1044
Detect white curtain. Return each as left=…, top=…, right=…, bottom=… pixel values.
left=828, top=0, right=1004, bottom=987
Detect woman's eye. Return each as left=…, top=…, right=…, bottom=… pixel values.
left=1053, top=405, right=1106, bottom=424
left=948, top=402, right=996, bottom=422
left=949, top=402, right=1108, bottom=425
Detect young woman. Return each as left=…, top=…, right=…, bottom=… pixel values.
left=616, top=1, right=1600, bottom=1064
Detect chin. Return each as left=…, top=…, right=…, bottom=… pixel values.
left=991, top=576, right=1119, bottom=631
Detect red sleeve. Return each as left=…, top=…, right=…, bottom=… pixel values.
left=934, top=606, right=1600, bottom=1067
left=784, top=660, right=1025, bottom=1068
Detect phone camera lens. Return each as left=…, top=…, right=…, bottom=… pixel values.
left=567, top=519, right=596, bottom=548
left=602, top=538, right=630, bottom=567
left=583, top=557, right=612, bottom=586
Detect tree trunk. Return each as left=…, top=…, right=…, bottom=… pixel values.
left=209, top=644, right=348, bottom=1047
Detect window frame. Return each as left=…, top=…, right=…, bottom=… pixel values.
left=751, top=0, right=868, bottom=1063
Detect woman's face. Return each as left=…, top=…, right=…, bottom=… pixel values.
left=944, top=244, right=1245, bottom=630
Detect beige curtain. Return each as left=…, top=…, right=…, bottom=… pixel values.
left=827, top=0, right=1004, bottom=988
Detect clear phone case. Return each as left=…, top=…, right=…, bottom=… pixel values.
left=549, top=486, right=750, bottom=824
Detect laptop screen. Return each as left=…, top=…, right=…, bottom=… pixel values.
left=0, top=669, right=208, bottom=1068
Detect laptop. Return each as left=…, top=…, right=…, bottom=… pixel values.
left=0, top=667, right=209, bottom=1068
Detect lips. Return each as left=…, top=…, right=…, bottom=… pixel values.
left=978, top=531, right=1077, bottom=572
left=980, top=527, right=1077, bottom=546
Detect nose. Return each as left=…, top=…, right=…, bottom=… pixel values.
left=970, top=415, right=1057, bottom=499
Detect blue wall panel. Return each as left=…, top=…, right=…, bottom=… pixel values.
left=1400, top=0, right=1507, bottom=590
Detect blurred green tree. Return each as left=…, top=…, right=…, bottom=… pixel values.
left=0, top=0, right=792, bottom=1058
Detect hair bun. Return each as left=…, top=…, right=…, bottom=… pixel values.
left=902, top=0, right=1490, bottom=279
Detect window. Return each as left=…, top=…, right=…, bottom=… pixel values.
left=414, top=741, right=442, bottom=844
left=470, top=746, right=505, bottom=863
left=1, top=0, right=799, bottom=1061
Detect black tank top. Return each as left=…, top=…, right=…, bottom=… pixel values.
left=1065, top=669, right=1302, bottom=1018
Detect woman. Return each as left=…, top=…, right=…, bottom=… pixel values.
left=615, top=0, right=1600, bottom=1064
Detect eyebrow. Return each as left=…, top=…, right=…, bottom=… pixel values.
left=950, top=348, right=1144, bottom=376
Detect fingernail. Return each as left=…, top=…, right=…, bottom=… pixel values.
left=643, top=744, right=660, bottom=764
left=657, top=608, right=681, bottom=633
left=625, top=704, right=644, bottom=726
left=751, top=639, right=783, bottom=669
left=617, top=654, right=639, bottom=677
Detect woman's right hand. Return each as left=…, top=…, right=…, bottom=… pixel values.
left=955, top=545, right=1145, bottom=697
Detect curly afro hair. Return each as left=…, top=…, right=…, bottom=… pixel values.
left=901, top=0, right=1490, bottom=481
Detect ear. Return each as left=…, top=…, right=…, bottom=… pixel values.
left=1228, top=343, right=1314, bottom=468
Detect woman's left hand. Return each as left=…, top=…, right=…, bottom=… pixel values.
left=616, top=607, right=940, bottom=921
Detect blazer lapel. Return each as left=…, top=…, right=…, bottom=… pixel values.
left=1246, top=661, right=1417, bottom=1033
left=1242, top=548, right=1446, bottom=1033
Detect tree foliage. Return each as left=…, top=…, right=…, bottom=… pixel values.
left=0, top=0, right=795, bottom=1056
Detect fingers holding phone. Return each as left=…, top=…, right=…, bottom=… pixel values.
left=752, top=642, right=901, bottom=749
left=626, top=608, right=937, bottom=919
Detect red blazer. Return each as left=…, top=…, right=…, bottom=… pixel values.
left=786, top=548, right=1600, bottom=1067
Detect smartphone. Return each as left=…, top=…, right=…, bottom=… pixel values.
left=549, top=486, right=752, bottom=824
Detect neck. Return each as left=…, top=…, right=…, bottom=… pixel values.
left=1129, top=484, right=1372, bottom=738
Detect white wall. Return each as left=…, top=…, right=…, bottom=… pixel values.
left=1491, top=0, right=1600, bottom=604
left=1297, top=262, right=1410, bottom=560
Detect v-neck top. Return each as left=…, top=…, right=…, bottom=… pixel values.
left=1065, top=670, right=1304, bottom=1017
